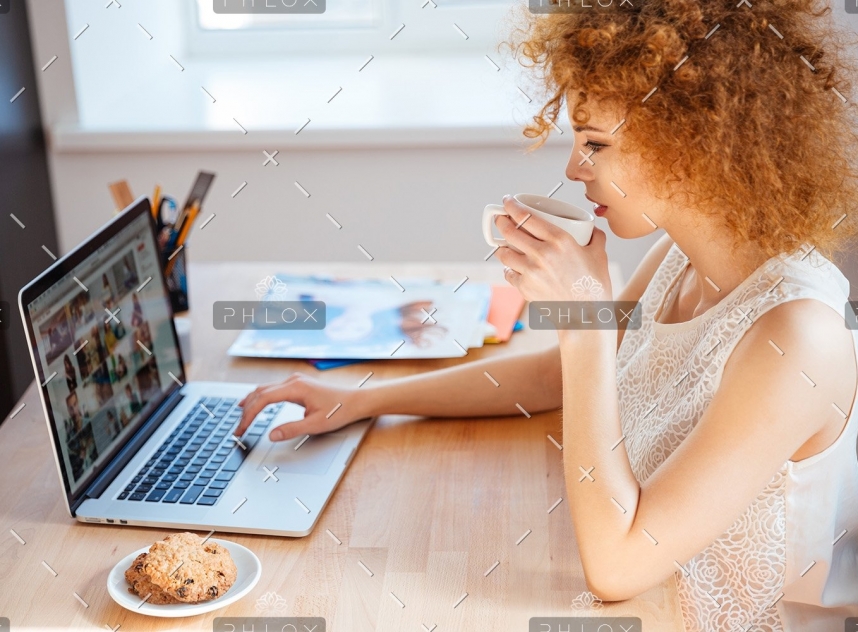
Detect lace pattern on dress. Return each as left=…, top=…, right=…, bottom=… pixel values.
left=612, top=243, right=833, bottom=632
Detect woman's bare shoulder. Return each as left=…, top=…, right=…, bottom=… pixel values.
left=723, top=297, right=857, bottom=458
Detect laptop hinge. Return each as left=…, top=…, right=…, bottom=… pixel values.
left=73, top=389, right=185, bottom=513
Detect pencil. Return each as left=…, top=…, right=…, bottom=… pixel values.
left=175, top=201, right=199, bottom=249
left=151, top=185, right=162, bottom=220
left=164, top=201, right=199, bottom=277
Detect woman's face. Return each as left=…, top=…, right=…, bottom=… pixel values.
left=564, top=97, right=671, bottom=239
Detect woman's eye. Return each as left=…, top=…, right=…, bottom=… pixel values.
left=584, top=140, right=606, bottom=153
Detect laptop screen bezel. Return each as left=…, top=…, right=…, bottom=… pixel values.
left=17, top=196, right=187, bottom=509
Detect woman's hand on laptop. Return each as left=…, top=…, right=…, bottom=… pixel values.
left=234, top=372, right=363, bottom=442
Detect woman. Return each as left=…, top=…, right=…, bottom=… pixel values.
left=234, top=1, right=858, bottom=630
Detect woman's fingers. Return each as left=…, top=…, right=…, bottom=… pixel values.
left=234, top=380, right=305, bottom=437
left=495, top=241, right=529, bottom=275
left=269, top=416, right=326, bottom=442
left=237, top=373, right=306, bottom=416
left=500, top=195, right=557, bottom=241
left=494, top=214, right=542, bottom=257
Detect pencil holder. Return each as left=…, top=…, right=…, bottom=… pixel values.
left=162, top=245, right=189, bottom=314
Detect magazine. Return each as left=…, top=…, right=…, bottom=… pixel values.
left=226, top=274, right=492, bottom=360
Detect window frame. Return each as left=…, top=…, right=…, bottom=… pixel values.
left=183, top=0, right=513, bottom=57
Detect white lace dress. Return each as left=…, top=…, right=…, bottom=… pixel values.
left=615, top=242, right=858, bottom=632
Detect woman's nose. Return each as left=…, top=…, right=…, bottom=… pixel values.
left=566, top=151, right=593, bottom=182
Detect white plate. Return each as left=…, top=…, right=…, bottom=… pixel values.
left=107, top=538, right=261, bottom=618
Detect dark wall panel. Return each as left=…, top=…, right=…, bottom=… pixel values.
left=0, top=0, right=60, bottom=420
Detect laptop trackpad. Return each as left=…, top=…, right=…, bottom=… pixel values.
left=256, top=433, right=346, bottom=476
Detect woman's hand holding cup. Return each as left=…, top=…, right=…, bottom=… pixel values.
left=486, top=193, right=612, bottom=304
left=483, top=193, right=595, bottom=249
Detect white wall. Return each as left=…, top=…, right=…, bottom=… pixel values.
left=25, top=0, right=858, bottom=292
left=23, top=0, right=660, bottom=284
left=46, top=144, right=652, bottom=279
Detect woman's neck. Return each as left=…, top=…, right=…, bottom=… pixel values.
left=666, top=224, right=770, bottom=315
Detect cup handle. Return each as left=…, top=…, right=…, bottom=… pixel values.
left=483, top=204, right=508, bottom=248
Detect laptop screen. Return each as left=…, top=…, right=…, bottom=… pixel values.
left=24, top=208, right=183, bottom=497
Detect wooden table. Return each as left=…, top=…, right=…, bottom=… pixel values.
left=0, top=261, right=684, bottom=631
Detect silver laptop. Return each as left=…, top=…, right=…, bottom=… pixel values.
left=18, top=197, right=375, bottom=537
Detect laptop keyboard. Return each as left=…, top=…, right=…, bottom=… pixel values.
left=116, top=397, right=284, bottom=507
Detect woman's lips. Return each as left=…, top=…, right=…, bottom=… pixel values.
left=585, top=194, right=608, bottom=216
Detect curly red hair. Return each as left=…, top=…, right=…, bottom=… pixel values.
left=501, top=0, right=858, bottom=264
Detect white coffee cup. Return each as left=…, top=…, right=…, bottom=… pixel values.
left=483, top=193, right=595, bottom=249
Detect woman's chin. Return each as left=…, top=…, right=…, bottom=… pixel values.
left=601, top=216, right=660, bottom=240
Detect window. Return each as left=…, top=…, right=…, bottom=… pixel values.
left=196, top=0, right=378, bottom=31
left=188, top=0, right=513, bottom=56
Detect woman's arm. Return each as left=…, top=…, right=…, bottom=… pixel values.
left=235, top=345, right=562, bottom=440
left=560, top=298, right=856, bottom=601
left=359, top=345, right=562, bottom=419
left=355, top=229, right=672, bottom=421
